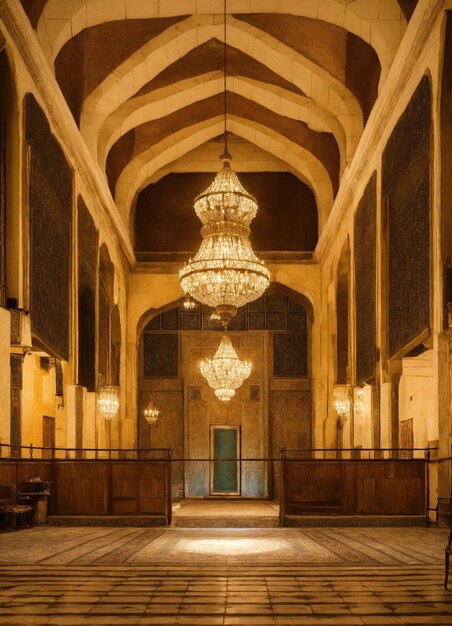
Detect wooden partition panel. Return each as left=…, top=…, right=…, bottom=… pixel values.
left=281, top=460, right=425, bottom=521
left=354, top=461, right=425, bottom=515
left=0, top=461, right=52, bottom=485
left=0, top=461, right=18, bottom=484
left=0, top=458, right=171, bottom=523
left=111, top=462, right=167, bottom=515
left=54, top=462, right=110, bottom=515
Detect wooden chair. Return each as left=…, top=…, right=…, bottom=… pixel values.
left=0, top=483, right=34, bottom=531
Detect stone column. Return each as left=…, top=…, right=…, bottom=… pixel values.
left=436, top=330, right=452, bottom=499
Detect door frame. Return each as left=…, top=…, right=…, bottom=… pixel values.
left=210, top=425, right=241, bottom=496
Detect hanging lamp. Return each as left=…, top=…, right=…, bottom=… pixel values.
left=200, top=335, right=251, bottom=402
left=179, top=0, right=270, bottom=330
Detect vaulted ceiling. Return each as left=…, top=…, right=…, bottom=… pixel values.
left=21, top=0, right=417, bottom=257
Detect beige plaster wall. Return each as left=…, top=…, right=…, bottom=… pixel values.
left=399, top=351, right=437, bottom=446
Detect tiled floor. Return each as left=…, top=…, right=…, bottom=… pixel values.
left=0, top=526, right=450, bottom=625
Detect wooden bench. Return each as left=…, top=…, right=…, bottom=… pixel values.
left=0, top=483, right=34, bottom=531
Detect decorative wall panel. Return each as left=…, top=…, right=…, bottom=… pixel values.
left=138, top=383, right=184, bottom=497
left=10, top=311, right=21, bottom=345
left=10, top=354, right=22, bottom=453
left=441, top=15, right=452, bottom=321
left=336, top=240, right=350, bottom=384
left=354, top=173, right=377, bottom=383
left=273, top=333, right=307, bottom=377
left=143, top=333, right=178, bottom=377
left=149, top=296, right=308, bottom=334
left=26, top=94, right=72, bottom=360
left=98, top=285, right=109, bottom=385
left=77, top=196, right=97, bottom=390
left=55, top=360, right=63, bottom=397
left=383, top=77, right=431, bottom=357
left=0, top=107, right=5, bottom=306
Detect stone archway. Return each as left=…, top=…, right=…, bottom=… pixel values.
left=137, top=284, right=313, bottom=499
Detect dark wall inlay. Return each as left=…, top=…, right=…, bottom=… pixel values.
left=383, top=76, right=431, bottom=357
left=143, top=333, right=178, bottom=378
left=77, top=196, right=98, bottom=391
left=26, top=94, right=72, bottom=361
left=10, top=354, right=22, bottom=453
left=273, top=333, right=307, bottom=377
left=354, top=173, right=376, bottom=384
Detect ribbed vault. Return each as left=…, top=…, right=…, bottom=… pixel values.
left=18, top=0, right=415, bottom=257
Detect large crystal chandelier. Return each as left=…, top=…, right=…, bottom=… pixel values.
left=200, top=335, right=251, bottom=401
left=179, top=0, right=270, bottom=329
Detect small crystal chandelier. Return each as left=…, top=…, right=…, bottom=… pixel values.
left=179, top=0, right=270, bottom=329
left=143, top=397, right=159, bottom=424
left=97, top=385, right=120, bottom=420
left=200, top=335, right=251, bottom=401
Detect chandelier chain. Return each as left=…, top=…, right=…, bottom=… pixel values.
left=223, top=0, right=228, bottom=158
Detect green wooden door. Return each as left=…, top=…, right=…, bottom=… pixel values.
left=212, top=427, right=240, bottom=494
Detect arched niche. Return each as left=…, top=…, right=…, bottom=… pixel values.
left=137, top=283, right=313, bottom=499
left=77, top=195, right=98, bottom=391
left=78, top=286, right=96, bottom=391
left=0, top=45, right=20, bottom=306
left=98, top=244, right=115, bottom=386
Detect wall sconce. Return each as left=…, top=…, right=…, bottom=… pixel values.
left=97, top=385, right=120, bottom=420
left=143, top=397, right=160, bottom=425
left=333, top=386, right=351, bottom=420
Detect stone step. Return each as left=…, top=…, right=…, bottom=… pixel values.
left=284, top=514, right=427, bottom=527
left=172, top=515, right=280, bottom=528
left=47, top=515, right=166, bottom=526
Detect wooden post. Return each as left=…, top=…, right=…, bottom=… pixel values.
left=279, top=445, right=286, bottom=527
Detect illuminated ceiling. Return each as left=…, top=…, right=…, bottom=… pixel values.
left=21, top=0, right=417, bottom=257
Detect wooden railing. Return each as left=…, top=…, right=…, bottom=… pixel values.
left=279, top=447, right=432, bottom=526
left=0, top=444, right=172, bottom=525
left=1, top=443, right=443, bottom=528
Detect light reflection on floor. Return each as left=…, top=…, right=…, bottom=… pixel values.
left=181, top=537, right=282, bottom=555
